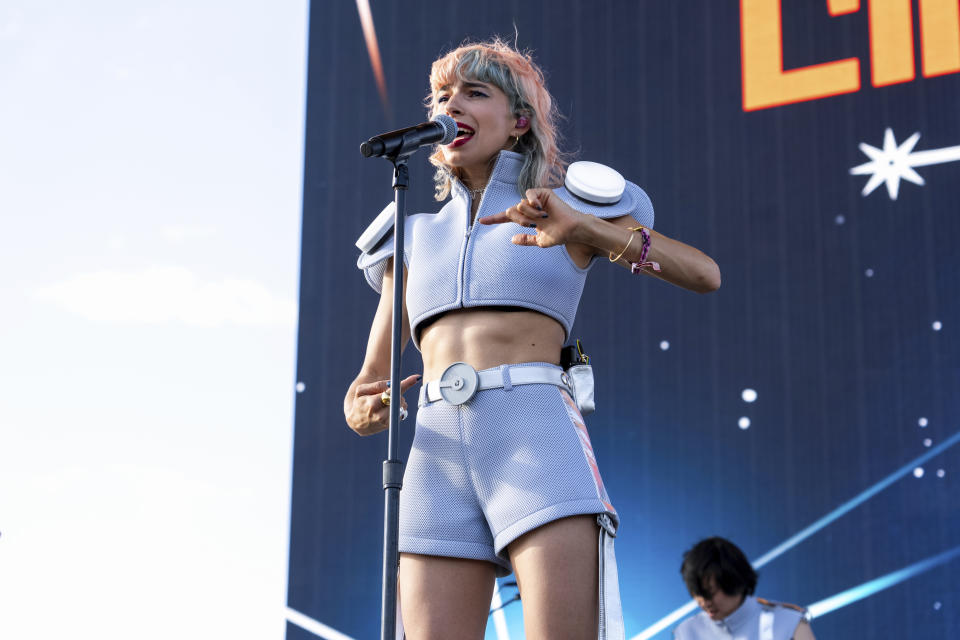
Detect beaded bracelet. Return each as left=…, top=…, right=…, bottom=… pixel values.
left=638, top=227, right=651, bottom=261
left=629, top=225, right=661, bottom=274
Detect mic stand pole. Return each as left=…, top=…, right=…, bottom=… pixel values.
left=381, top=152, right=409, bottom=640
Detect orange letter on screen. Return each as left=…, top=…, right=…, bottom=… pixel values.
left=829, top=0, right=861, bottom=16
left=869, top=0, right=915, bottom=86
left=919, top=0, right=960, bottom=77
left=742, top=0, right=860, bottom=110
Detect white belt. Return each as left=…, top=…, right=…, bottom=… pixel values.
left=419, top=362, right=571, bottom=406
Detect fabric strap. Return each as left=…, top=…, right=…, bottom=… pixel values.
left=597, top=514, right=625, bottom=639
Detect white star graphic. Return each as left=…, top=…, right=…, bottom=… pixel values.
left=850, top=128, right=960, bottom=200
left=849, top=128, right=923, bottom=200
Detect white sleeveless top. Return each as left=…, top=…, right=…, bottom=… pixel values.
left=673, top=597, right=808, bottom=640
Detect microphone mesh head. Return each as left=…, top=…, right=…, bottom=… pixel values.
left=431, top=114, right=458, bottom=145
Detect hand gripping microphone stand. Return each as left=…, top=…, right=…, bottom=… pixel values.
left=359, top=115, right=456, bottom=640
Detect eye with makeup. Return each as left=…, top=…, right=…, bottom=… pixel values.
left=436, top=89, right=488, bottom=103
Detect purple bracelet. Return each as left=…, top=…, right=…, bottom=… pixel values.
left=639, top=228, right=651, bottom=262
left=630, top=227, right=661, bottom=273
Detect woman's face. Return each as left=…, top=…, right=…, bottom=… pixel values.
left=434, top=78, right=522, bottom=176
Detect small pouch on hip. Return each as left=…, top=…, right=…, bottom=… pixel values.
left=568, top=364, right=595, bottom=416
left=561, top=340, right=596, bottom=416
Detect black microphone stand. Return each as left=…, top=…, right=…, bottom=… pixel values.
left=376, top=140, right=413, bottom=640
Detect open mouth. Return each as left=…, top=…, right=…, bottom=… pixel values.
left=450, top=123, right=474, bottom=147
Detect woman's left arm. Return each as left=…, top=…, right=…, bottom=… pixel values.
left=482, top=187, right=721, bottom=294
left=578, top=213, right=721, bottom=293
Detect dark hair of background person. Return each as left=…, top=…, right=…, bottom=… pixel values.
left=681, top=537, right=759, bottom=598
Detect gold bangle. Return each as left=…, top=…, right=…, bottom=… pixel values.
left=608, top=230, right=636, bottom=263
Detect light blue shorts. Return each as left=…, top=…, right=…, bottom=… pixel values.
left=399, top=362, right=618, bottom=576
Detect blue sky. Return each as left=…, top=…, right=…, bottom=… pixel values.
left=0, top=2, right=307, bottom=637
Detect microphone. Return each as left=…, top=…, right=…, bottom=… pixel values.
left=360, top=115, right=458, bottom=158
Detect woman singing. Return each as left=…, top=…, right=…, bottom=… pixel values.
left=344, top=38, right=720, bottom=640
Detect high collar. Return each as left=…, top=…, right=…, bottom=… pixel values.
left=715, top=596, right=760, bottom=633
left=449, top=150, right=524, bottom=201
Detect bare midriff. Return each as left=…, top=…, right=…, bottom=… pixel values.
left=418, top=307, right=566, bottom=380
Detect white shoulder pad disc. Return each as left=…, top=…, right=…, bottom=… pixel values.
left=564, top=161, right=625, bottom=204
left=355, top=201, right=396, bottom=254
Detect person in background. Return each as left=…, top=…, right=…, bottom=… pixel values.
left=674, top=537, right=815, bottom=640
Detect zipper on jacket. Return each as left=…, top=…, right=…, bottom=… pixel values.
left=459, top=172, right=491, bottom=307
left=458, top=190, right=473, bottom=306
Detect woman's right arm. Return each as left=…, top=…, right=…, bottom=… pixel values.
left=344, top=257, right=420, bottom=436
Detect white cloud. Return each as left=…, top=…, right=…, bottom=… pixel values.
left=107, top=233, right=127, bottom=249
left=0, top=461, right=288, bottom=640
left=34, top=266, right=296, bottom=328
left=161, top=223, right=217, bottom=244
left=0, top=10, right=23, bottom=40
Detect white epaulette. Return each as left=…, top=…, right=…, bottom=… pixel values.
left=356, top=201, right=396, bottom=254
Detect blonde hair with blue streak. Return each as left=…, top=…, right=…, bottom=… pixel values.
left=427, top=38, right=566, bottom=201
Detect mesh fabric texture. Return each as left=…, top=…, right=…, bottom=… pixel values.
left=356, top=150, right=655, bottom=349
left=399, top=362, right=617, bottom=577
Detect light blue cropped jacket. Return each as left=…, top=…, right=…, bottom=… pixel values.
left=357, top=150, right=655, bottom=350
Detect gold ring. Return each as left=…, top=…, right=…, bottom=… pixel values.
left=380, top=390, right=391, bottom=406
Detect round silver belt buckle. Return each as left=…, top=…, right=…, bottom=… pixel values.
left=438, top=362, right=480, bottom=405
